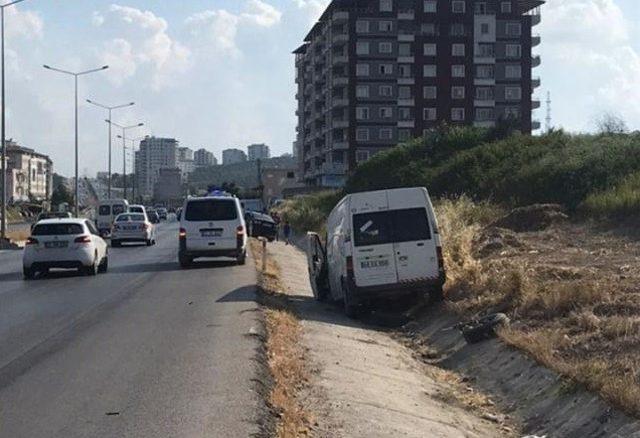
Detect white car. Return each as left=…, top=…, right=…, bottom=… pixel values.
left=111, top=212, right=156, bottom=247
left=178, top=194, right=247, bottom=267
left=128, top=204, right=146, bottom=215
left=23, top=218, right=109, bottom=279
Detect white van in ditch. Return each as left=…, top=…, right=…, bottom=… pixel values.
left=96, top=199, right=129, bottom=235
left=307, top=187, right=445, bottom=317
left=178, top=194, right=247, bottom=267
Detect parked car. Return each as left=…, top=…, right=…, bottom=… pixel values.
left=246, top=211, right=277, bottom=241
left=128, top=204, right=147, bottom=215
left=111, top=212, right=156, bottom=247
left=23, top=218, right=108, bottom=279
left=307, top=187, right=445, bottom=317
left=31, top=211, right=73, bottom=231
left=96, top=199, right=129, bottom=235
left=178, top=194, right=247, bottom=267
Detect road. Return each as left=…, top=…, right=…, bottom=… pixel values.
left=0, top=221, right=265, bottom=438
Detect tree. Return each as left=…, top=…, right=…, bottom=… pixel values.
left=51, top=183, right=73, bottom=206
left=596, top=112, right=628, bottom=135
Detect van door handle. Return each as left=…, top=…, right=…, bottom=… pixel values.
left=417, top=243, right=425, bottom=247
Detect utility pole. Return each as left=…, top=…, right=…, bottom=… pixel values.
left=546, top=91, right=552, bottom=133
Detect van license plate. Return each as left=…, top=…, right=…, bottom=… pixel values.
left=201, top=230, right=222, bottom=237
left=361, top=260, right=389, bottom=269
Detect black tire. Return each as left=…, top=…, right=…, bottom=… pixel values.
left=84, top=258, right=98, bottom=276
left=98, top=256, right=108, bottom=273
left=23, top=267, right=35, bottom=280
left=342, top=278, right=359, bottom=319
left=146, top=239, right=152, bottom=247
left=429, top=285, right=445, bottom=303
left=237, top=251, right=247, bottom=265
left=179, top=253, right=192, bottom=268
left=112, top=240, right=121, bottom=248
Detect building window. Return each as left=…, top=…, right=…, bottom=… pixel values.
left=480, top=23, right=490, bottom=34
left=476, top=65, right=494, bottom=79
left=379, top=85, right=393, bottom=97
left=424, top=1, right=436, bottom=13
left=475, top=108, right=494, bottom=121
left=506, top=44, right=521, bottom=58
left=450, top=23, right=465, bottom=36
left=475, top=86, right=494, bottom=100
left=423, top=64, right=437, bottom=77
left=356, top=41, right=370, bottom=55
left=452, top=65, right=465, bottom=77
left=356, top=150, right=370, bottom=162
left=356, top=20, right=370, bottom=33
left=399, top=107, right=412, bottom=120
left=379, top=128, right=393, bottom=140
left=398, top=86, right=412, bottom=99
left=379, top=107, right=393, bottom=118
left=477, top=43, right=495, bottom=57
left=451, top=86, right=465, bottom=99
left=356, top=129, right=370, bottom=142
left=398, top=43, right=412, bottom=56
left=505, top=65, right=522, bottom=79
left=423, top=108, right=437, bottom=121
left=505, top=86, right=522, bottom=101
left=356, top=63, right=370, bottom=76
left=380, top=0, right=392, bottom=12
left=506, top=22, right=521, bottom=36
left=423, top=86, right=437, bottom=99
left=423, top=43, right=437, bottom=56
left=379, top=20, right=393, bottom=32
left=452, top=43, right=465, bottom=57
left=356, top=107, right=370, bottom=120
left=379, top=64, right=393, bottom=75
left=451, top=108, right=465, bottom=121
left=504, top=106, right=521, bottom=119
left=399, top=64, right=412, bottom=77
left=356, top=85, right=370, bottom=98
left=452, top=1, right=465, bottom=13
left=379, top=41, right=393, bottom=53
left=398, top=129, right=411, bottom=141
left=475, top=2, right=487, bottom=14
left=501, top=1, right=512, bottom=13
left=421, top=23, right=436, bottom=36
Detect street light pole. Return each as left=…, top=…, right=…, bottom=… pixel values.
left=106, top=120, right=143, bottom=201
left=86, top=99, right=134, bottom=199
left=118, top=135, right=144, bottom=203
left=1, top=0, right=27, bottom=242
left=43, top=64, right=109, bottom=217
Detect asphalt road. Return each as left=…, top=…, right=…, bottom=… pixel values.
left=0, top=221, right=265, bottom=438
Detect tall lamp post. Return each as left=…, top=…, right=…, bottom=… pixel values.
left=1, top=0, right=28, bottom=241
left=117, top=135, right=145, bottom=202
left=106, top=120, right=143, bottom=200
left=43, top=64, right=109, bottom=217
left=86, top=99, right=134, bottom=199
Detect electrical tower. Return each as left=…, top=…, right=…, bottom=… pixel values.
left=545, top=91, right=552, bottom=132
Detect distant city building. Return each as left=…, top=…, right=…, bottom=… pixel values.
left=177, top=147, right=193, bottom=161
left=222, top=148, right=247, bottom=165
left=135, top=136, right=179, bottom=199
left=247, top=143, right=271, bottom=161
left=294, top=0, right=544, bottom=187
left=153, top=167, right=183, bottom=207
left=177, top=159, right=196, bottom=180
left=194, top=148, right=217, bottom=166
left=3, top=140, right=53, bottom=203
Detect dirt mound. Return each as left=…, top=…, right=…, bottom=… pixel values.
left=474, top=227, right=524, bottom=257
left=491, top=204, right=568, bottom=232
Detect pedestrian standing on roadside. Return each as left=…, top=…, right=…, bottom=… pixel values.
left=283, top=221, right=291, bottom=245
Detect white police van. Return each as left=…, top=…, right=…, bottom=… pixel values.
left=178, top=191, right=247, bottom=267
left=307, top=187, right=445, bottom=317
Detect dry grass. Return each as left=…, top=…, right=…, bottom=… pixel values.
left=436, top=197, right=640, bottom=419
left=7, top=229, right=30, bottom=242
left=250, top=239, right=312, bottom=437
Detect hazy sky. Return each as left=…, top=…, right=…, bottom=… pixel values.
left=2, top=0, right=639, bottom=176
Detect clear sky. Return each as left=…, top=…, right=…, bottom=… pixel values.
left=2, top=0, right=639, bottom=176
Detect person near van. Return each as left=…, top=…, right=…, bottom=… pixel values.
left=283, top=221, right=291, bottom=245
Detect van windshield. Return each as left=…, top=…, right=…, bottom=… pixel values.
left=353, top=208, right=431, bottom=247
left=185, top=200, right=238, bottom=221
left=99, top=205, right=111, bottom=215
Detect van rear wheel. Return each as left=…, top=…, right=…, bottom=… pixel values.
left=429, top=286, right=445, bottom=303
left=342, top=278, right=359, bottom=318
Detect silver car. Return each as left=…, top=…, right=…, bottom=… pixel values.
left=111, top=213, right=157, bottom=247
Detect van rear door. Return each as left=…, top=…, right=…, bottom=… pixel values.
left=388, top=191, right=439, bottom=282
left=184, top=199, right=239, bottom=251
left=352, top=210, right=398, bottom=287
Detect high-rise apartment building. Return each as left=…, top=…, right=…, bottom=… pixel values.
left=294, top=0, right=543, bottom=187
left=247, top=143, right=271, bottom=161
left=222, top=148, right=248, bottom=165
left=135, top=136, right=179, bottom=198
left=194, top=148, right=217, bottom=166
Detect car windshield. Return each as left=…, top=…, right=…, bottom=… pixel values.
left=185, top=200, right=237, bottom=221
left=117, top=214, right=145, bottom=222
left=98, top=205, right=111, bottom=215
left=353, top=208, right=431, bottom=247
left=32, top=223, right=84, bottom=236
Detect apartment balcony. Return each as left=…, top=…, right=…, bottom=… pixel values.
left=398, top=10, right=415, bottom=20
left=532, top=34, right=541, bottom=47
left=532, top=55, right=541, bottom=68
left=474, top=99, right=495, bottom=107
left=398, top=33, right=415, bottom=42
left=398, top=120, right=415, bottom=128
left=532, top=99, right=541, bottom=109
left=322, top=162, right=347, bottom=175
left=397, top=77, right=415, bottom=85
left=531, top=13, right=541, bottom=26
left=332, top=98, right=348, bottom=107
left=333, top=77, right=348, bottom=86
left=397, top=56, right=414, bottom=63
left=532, top=76, right=541, bottom=89
left=332, top=11, right=349, bottom=22
left=532, top=120, right=542, bottom=130
left=332, top=141, right=349, bottom=150
left=398, top=98, right=415, bottom=106
left=474, top=78, right=495, bottom=86
left=333, top=119, right=349, bottom=128
left=332, top=33, right=349, bottom=44
left=332, top=55, right=348, bottom=65
left=474, top=56, right=496, bottom=64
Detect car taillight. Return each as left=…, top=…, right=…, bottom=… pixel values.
left=236, top=225, right=245, bottom=235
left=74, top=235, right=92, bottom=244
left=26, top=237, right=39, bottom=245
left=179, top=228, right=186, bottom=238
